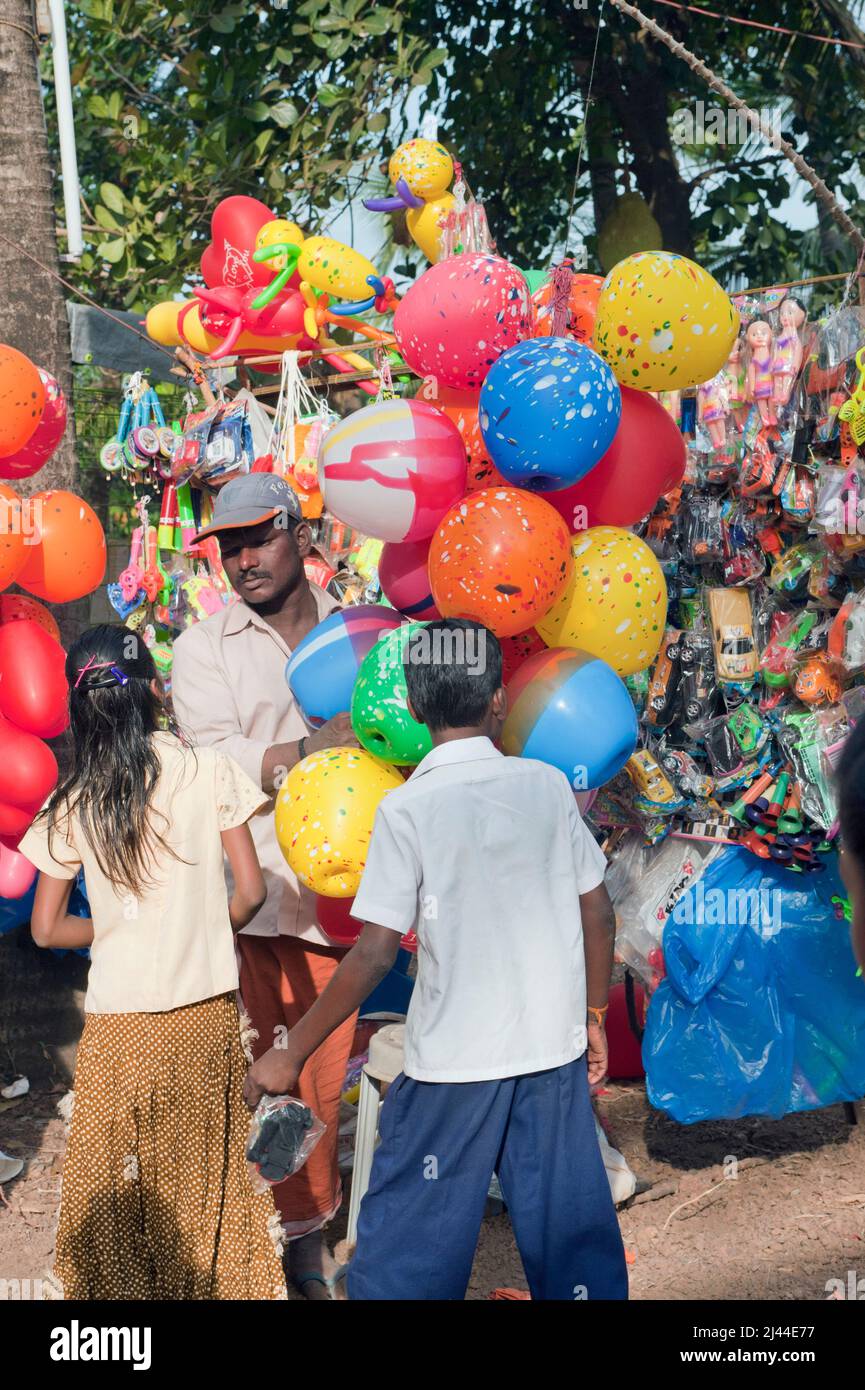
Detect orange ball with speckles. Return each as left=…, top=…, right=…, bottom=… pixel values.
left=428, top=487, right=573, bottom=638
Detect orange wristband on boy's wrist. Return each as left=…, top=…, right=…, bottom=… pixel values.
left=587, top=1005, right=609, bottom=1028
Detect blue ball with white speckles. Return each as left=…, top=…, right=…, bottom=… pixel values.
left=479, top=337, right=622, bottom=491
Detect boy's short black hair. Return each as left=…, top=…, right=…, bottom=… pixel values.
left=838, top=718, right=865, bottom=865
left=404, top=619, right=503, bottom=732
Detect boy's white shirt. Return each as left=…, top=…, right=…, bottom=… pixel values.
left=351, top=737, right=607, bottom=1083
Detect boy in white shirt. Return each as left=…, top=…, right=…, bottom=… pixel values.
left=245, top=619, right=628, bottom=1300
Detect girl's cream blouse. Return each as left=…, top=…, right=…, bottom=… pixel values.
left=19, top=733, right=268, bottom=1015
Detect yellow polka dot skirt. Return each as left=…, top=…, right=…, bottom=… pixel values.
left=56, top=993, right=286, bottom=1300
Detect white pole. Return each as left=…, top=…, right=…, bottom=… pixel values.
left=48, top=0, right=83, bottom=260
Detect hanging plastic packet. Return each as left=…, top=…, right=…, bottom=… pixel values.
left=246, top=1094, right=326, bottom=1193
left=828, top=588, right=865, bottom=672
left=269, top=351, right=336, bottom=516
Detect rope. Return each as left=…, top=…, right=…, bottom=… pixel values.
left=562, top=0, right=608, bottom=255
left=0, top=230, right=178, bottom=361
left=609, top=0, right=865, bottom=256
left=648, top=0, right=865, bottom=52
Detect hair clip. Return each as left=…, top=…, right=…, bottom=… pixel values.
left=110, top=665, right=129, bottom=686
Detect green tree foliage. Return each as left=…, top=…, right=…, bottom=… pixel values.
left=49, top=0, right=865, bottom=308
left=50, top=0, right=444, bottom=308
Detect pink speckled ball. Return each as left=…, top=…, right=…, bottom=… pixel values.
left=394, top=254, right=531, bottom=391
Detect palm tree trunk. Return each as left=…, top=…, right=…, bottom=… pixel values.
left=0, top=0, right=87, bottom=652
left=0, top=0, right=78, bottom=499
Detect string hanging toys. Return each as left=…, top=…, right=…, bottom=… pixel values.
left=269, top=351, right=335, bottom=517
left=100, top=372, right=176, bottom=487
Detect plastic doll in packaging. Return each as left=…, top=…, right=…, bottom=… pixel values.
left=697, top=371, right=730, bottom=452
left=745, top=318, right=777, bottom=426
left=722, top=336, right=748, bottom=431
left=773, top=296, right=807, bottom=405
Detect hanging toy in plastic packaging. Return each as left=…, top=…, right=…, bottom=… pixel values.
left=269, top=351, right=336, bottom=519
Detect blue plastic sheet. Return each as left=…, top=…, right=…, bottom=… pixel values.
left=643, top=846, right=865, bottom=1122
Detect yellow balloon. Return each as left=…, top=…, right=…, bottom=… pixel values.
left=255, top=218, right=304, bottom=270
left=535, top=527, right=667, bottom=677
left=593, top=250, right=740, bottom=391
left=298, top=236, right=379, bottom=302
left=407, top=192, right=455, bottom=263
left=389, top=139, right=454, bottom=200
left=275, top=748, right=403, bottom=897
left=145, top=300, right=189, bottom=346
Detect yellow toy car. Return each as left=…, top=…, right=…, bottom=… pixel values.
left=707, top=587, right=757, bottom=685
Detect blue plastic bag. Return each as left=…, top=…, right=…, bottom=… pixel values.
left=643, top=846, right=865, bottom=1122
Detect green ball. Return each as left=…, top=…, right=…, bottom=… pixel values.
left=351, top=622, right=433, bottom=766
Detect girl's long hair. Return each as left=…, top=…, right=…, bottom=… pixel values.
left=41, top=624, right=185, bottom=897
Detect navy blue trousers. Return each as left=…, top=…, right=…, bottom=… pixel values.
left=347, top=1054, right=628, bottom=1301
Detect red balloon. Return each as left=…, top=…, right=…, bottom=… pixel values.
left=420, top=384, right=508, bottom=493
left=378, top=537, right=440, bottom=621
left=200, top=195, right=275, bottom=289
left=0, top=594, right=60, bottom=642
left=394, top=254, right=532, bottom=391
left=0, top=715, right=57, bottom=812
left=542, top=385, right=686, bottom=529
left=0, top=620, right=68, bottom=737
left=0, top=800, right=42, bottom=839
left=0, top=370, right=66, bottom=481
left=316, top=895, right=417, bottom=954
left=500, top=630, right=547, bottom=685
left=0, top=841, right=37, bottom=899
left=317, top=894, right=362, bottom=947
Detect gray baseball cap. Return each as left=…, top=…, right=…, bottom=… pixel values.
left=192, top=472, right=303, bottom=543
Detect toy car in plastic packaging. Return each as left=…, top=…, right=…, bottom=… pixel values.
left=707, top=587, right=757, bottom=686
left=625, top=749, right=688, bottom=815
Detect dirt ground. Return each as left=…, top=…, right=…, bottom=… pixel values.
left=2, top=922, right=865, bottom=1302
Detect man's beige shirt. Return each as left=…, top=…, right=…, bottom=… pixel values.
left=171, top=584, right=339, bottom=944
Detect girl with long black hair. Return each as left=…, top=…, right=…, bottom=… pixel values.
left=20, top=625, right=285, bottom=1300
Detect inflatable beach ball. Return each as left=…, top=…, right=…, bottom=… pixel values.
left=285, top=605, right=404, bottom=728
left=593, top=251, right=740, bottom=391
left=502, top=646, right=638, bottom=789
left=378, top=536, right=440, bottom=621
left=275, top=748, right=403, bottom=898
left=428, top=488, right=573, bottom=638
left=351, top=622, right=434, bottom=767
left=394, top=253, right=532, bottom=390
left=319, top=398, right=467, bottom=544
left=479, top=337, right=621, bottom=491
left=535, top=526, right=667, bottom=677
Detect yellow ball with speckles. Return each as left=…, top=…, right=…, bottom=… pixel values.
left=535, top=526, right=667, bottom=677
left=275, top=747, right=403, bottom=897
left=255, top=219, right=304, bottom=271
left=297, top=236, right=380, bottom=303
left=593, top=250, right=740, bottom=391
left=388, top=139, right=454, bottom=201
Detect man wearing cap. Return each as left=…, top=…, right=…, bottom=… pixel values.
left=172, top=474, right=358, bottom=1300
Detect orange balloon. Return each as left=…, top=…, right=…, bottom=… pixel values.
left=0, top=345, right=45, bottom=458
left=0, top=594, right=60, bottom=641
left=16, top=490, right=106, bottom=603
left=532, top=273, right=604, bottom=344
left=0, top=483, right=26, bottom=592
left=419, top=384, right=508, bottom=493
left=428, top=487, right=573, bottom=637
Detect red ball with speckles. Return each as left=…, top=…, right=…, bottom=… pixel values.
left=395, top=254, right=531, bottom=391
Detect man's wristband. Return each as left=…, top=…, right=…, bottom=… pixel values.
left=587, top=1005, right=609, bottom=1028
left=298, top=736, right=308, bottom=761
